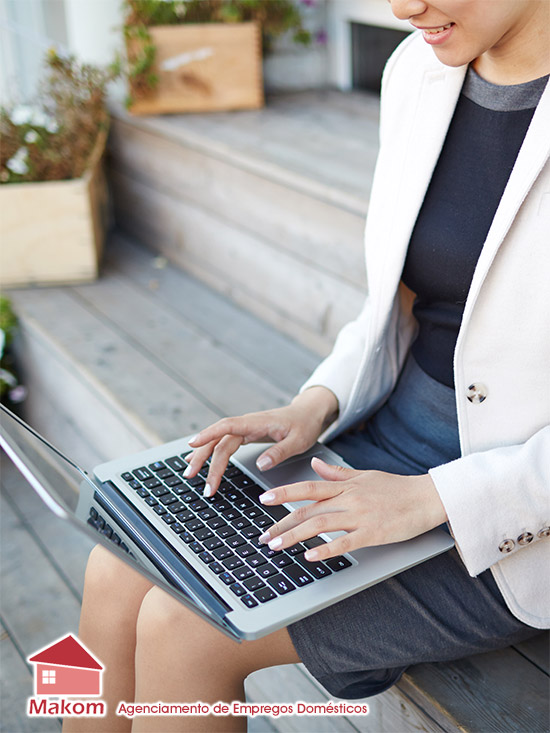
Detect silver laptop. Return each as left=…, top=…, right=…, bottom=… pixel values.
left=0, top=404, right=454, bottom=641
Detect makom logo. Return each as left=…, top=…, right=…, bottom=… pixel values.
left=26, top=634, right=106, bottom=718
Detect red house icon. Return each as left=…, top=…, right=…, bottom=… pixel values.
left=28, top=634, right=104, bottom=697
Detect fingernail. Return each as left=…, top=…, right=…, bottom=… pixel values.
left=188, top=434, right=199, bottom=446
left=183, top=465, right=193, bottom=477
left=259, top=531, right=271, bottom=544
left=259, top=491, right=275, bottom=504
left=203, top=483, right=213, bottom=498
left=304, top=550, right=318, bottom=561
left=268, top=537, right=283, bottom=550
left=256, top=455, right=273, bottom=471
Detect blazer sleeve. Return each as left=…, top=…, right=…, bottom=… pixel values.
left=429, top=425, right=550, bottom=577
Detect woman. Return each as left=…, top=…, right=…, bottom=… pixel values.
left=67, top=1, right=550, bottom=731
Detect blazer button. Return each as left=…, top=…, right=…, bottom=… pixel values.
left=466, top=383, right=488, bottom=403
left=537, top=527, right=550, bottom=538
left=499, top=539, right=515, bottom=553
left=517, top=532, right=534, bottom=545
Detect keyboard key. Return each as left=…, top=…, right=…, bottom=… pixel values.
left=243, top=506, right=263, bottom=520
left=189, top=499, right=207, bottom=512
left=230, top=583, right=246, bottom=597
left=213, top=547, right=233, bottom=561
left=213, top=500, right=231, bottom=512
left=246, top=553, right=267, bottom=569
left=143, top=477, right=161, bottom=489
left=227, top=535, right=246, bottom=549
left=232, top=517, right=251, bottom=530
left=219, top=572, right=234, bottom=585
left=260, top=546, right=281, bottom=559
left=203, top=537, right=223, bottom=551
left=207, top=517, right=226, bottom=530
left=189, top=542, right=203, bottom=554
left=133, top=467, right=153, bottom=481
left=153, top=505, right=167, bottom=516
left=222, top=508, right=241, bottom=521
left=182, top=491, right=199, bottom=503
left=151, top=487, right=170, bottom=498
left=325, top=556, right=353, bottom=572
left=145, top=496, right=158, bottom=506
left=262, top=504, right=291, bottom=522
left=179, top=531, right=194, bottom=544
left=254, top=587, right=277, bottom=603
left=198, top=551, right=214, bottom=564
left=243, top=576, right=266, bottom=592
left=257, top=563, right=278, bottom=578
left=230, top=474, right=256, bottom=489
left=224, top=466, right=242, bottom=479
left=235, top=544, right=256, bottom=558
left=121, top=472, right=134, bottom=482
left=165, top=475, right=183, bottom=488
left=242, top=526, right=261, bottom=539
left=185, top=519, right=204, bottom=532
left=162, top=514, right=176, bottom=525
left=198, top=508, right=217, bottom=521
left=303, top=536, right=327, bottom=549
left=287, top=543, right=306, bottom=556
left=186, top=476, right=204, bottom=488
left=166, top=456, right=186, bottom=472
left=282, top=563, right=314, bottom=587
left=160, top=494, right=178, bottom=506
left=157, top=468, right=174, bottom=479
left=102, top=524, right=113, bottom=539
left=148, top=461, right=165, bottom=472
left=240, top=594, right=259, bottom=608
left=175, top=510, right=194, bottom=523
left=209, top=562, right=224, bottom=574
left=295, top=554, right=332, bottom=579
left=272, top=554, right=293, bottom=568
left=136, top=488, right=149, bottom=498
left=254, top=515, right=274, bottom=529
left=223, top=556, right=244, bottom=570
left=217, top=525, right=237, bottom=539
left=128, top=480, right=142, bottom=490
left=195, top=527, right=214, bottom=541
left=170, top=523, right=185, bottom=534
left=233, top=566, right=254, bottom=581
left=167, top=502, right=186, bottom=514
left=266, top=574, right=296, bottom=595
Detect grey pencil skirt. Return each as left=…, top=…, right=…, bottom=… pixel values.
left=287, top=353, right=539, bottom=700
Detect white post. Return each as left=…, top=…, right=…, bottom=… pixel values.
left=63, top=0, right=123, bottom=66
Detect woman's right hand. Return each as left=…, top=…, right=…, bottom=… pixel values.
left=184, top=386, right=339, bottom=497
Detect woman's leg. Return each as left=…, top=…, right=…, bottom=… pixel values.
left=63, top=545, right=154, bottom=733
left=132, top=585, right=301, bottom=733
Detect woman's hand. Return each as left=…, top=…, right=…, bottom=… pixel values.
left=257, top=458, right=447, bottom=560
left=185, top=387, right=339, bottom=497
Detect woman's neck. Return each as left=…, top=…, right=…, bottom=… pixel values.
left=474, top=3, right=550, bottom=85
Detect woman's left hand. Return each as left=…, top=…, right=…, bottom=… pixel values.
left=258, top=457, right=448, bottom=561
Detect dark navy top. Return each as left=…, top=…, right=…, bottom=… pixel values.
left=401, top=67, right=548, bottom=387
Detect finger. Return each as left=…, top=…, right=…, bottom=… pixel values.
left=303, top=531, right=360, bottom=562
left=254, top=430, right=310, bottom=471
left=259, top=478, right=343, bottom=507
left=311, top=456, right=360, bottom=482
left=188, top=416, right=267, bottom=448
left=204, top=434, right=243, bottom=496
left=258, top=494, right=345, bottom=544
left=264, top=513, right=357, bottom=553
left=183, top=441, right=217, bottom=478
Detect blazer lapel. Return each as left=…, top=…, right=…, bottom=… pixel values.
left=461, top=78, right=550, bottom=325
left=374, top=64, right=467, bottom=316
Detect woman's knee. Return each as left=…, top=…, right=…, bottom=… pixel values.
left=83, top=544, right=152, bottom=608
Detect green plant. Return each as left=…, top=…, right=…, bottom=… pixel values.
left=0, top=50, right=117, bottom=184
left=0, top=297, right=26, bottom=406
left=122, top=0, right=314, bottom=106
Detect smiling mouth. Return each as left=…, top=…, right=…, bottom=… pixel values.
left=421, top=22, right=454, bottom=34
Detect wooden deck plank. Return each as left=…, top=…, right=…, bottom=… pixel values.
left=515, top=633, right=550, bottom=675
left=108, top=233, right=320, bottom=394
left=110, top=169, right=365, bottom=353
left=1, top=456, right=93, bottom=601
left=9, top=287, right=220, bottom=448
left=0, top=622, right=61, bottom=732
left=72, top=271, right=292, bottom=417
left=0, top=479, right=81, bottom=658
left=399, top=650, right=550, bottom=733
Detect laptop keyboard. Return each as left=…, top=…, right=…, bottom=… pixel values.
left=113, top=452, right=352, bottom=609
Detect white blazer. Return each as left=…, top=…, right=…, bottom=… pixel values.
left=302, top=32, right=550, bottom=629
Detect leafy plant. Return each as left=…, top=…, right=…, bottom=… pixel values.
left=0, top=297, right=26, bottom=407
left=122, top=0, right=316, bottom=106
left=0, top=50, right=117, bottom=184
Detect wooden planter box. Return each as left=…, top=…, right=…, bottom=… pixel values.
left=0, top=128, right=108, bottom=288
left=128, top=22, right=264, bottom=115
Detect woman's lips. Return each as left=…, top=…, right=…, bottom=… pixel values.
left=417, top=22, right=455, bottom=45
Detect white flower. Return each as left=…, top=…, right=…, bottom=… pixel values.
left=10, top=105, right=34, bottom=125
left=45, top=118, right=59, bottom=134
left=24, top=130, right=39, bottom=144
left=6, top=147, right=29, bottom=175
left=31, top=109, right=51, bottom=128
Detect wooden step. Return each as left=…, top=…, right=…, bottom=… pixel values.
left=107, top=91, right=379, bottom=354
